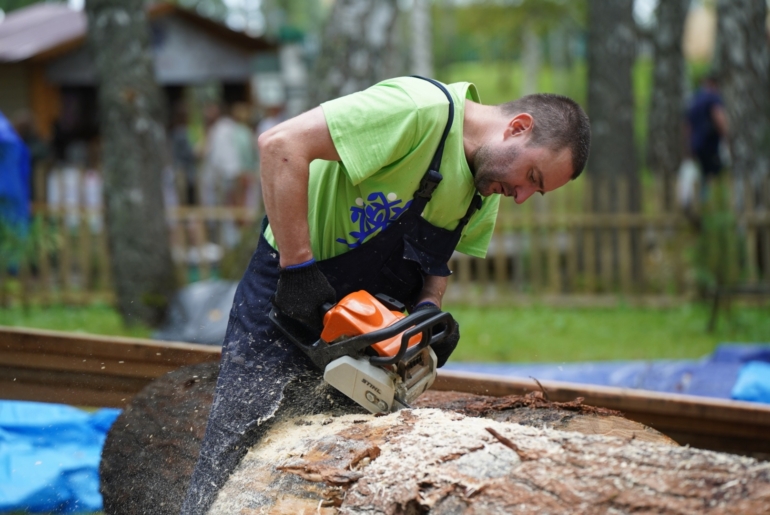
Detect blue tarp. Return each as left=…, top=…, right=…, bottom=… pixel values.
left=445, top=343, right=770, bottom=402
left=0, top=401, right=120, bottom=513
left=732, top=361, right=770, bottom=403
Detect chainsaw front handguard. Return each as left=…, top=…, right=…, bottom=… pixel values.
left=269, top=307, right=455, bottom=371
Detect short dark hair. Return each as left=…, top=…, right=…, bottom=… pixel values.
left=499, top=94, right=591, bottom=180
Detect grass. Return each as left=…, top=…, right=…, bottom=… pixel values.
left=2, top=302, right=768, bottom=365
left=0, top=303, right=152, bottom=339
left=446, top=303, right=770, bottom=364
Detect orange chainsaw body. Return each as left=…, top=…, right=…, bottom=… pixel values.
left=320, top=291, right=422, bottom=357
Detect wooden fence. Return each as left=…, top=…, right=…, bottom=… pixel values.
left=2, top=174, right=769, bottom=307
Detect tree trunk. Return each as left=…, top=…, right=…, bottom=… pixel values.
left=587, top=0, right=637, bottom=198
left=715, top=0, right=770, bottom=211
left=586, top=0, right=641, bottom=290
left=410, top=0, right=433, bottom=78
left=210, top=401, right=770, bottom=514
left=310, top=0, right=401, bottom=105
left=646, top=0, right=688, bottom=210
left=100, top=363, right=692, bottom=514
left=100, top=362, right=218, bottom=515
left=86, top=0, right=176, bottom=326
left=521, top=27, right=541, bottom=97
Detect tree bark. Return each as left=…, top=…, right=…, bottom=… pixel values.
left=715, top=0, right=770, bottom=211
left=86, top=0, right=176, bottom=326
left=100, top=362, right=218, bottom=515
left=211, top=403, right=770, bottom=514
left=410, top=0, right=433, bottom=78
left=587, top=0, right=638, bottom=210
left=310, top=0, right=402, bottom=105
left=646, top=0, right=688, bottom=210
left=586, top=0, right=641, bottom=289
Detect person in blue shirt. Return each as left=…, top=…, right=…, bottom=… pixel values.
left=686, top=74, right=729, bottom=188
left=0, top=111, right=32, bottom=237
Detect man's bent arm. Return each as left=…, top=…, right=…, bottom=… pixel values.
left=258, top=107, right=341, bottom=268
left=416, top=275, right=448, bottom=309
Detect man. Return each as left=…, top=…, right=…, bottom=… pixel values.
left=686, top=73, right=729, bottom=198
left=181, top=76, right=590, bottom=514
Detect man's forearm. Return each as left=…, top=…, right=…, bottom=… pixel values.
left=257, top=107, right=341, bottom=268
left=416, top=275, right=448, bottom=309
left=259, top=138, right=313, bottom=267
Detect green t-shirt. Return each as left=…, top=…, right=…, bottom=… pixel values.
left=264, top=76, right=500, bottom=260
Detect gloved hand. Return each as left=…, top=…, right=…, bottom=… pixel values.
left=273, top=259, right=336, bottom=332
left=412, top=301, right=460, bottom=368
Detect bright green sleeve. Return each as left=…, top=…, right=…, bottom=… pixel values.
left=321, top=83, right=420, bottom=185
left=455, top=195, right=500, bottom=258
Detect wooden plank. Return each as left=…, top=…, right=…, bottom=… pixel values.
left=0, top=327, right=221, bottom=407
left=79, top=214, right=92, bottom=294
left=0, top=365, right=150, bottom=407
left=434, top=371, right=770, bottom=454
left=97, top=227, right=111, bottom=293
left=618, top=178, right=633, bottom=294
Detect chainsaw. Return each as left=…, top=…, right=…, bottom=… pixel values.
left=269, top=290, right=454, bottom=414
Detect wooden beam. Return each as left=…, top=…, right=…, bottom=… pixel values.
left=434, top=370, right=770, bottom=455
left=0, top=326, right=220, bottom=407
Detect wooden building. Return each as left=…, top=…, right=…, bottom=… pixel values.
left=0, top=2, right=277, bottom=145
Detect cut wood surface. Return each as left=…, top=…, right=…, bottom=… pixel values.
left=210, top=409, right=770, bottom=514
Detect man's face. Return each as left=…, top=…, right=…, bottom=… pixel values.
left=472, top=137, right=574, bottom=204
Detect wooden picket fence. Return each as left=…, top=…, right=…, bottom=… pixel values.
left=2, top=175, right=769, bottom=308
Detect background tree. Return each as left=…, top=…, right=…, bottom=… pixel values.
left=86, top=0, right=176, bottom=326
left=411, top=0, right=433, bottom=78
left=587, top=0, right=640, bottom=286
left=309, top=0, right=402, bottom=105
left=646, top=0, right=688, bottom=210
left=714, top=0, right=770, bottom=211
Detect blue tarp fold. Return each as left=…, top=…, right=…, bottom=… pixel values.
left=0, top=401, right=120, bottom=513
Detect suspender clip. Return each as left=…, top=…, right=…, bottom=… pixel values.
left=415, top=169, right=443, bottom=199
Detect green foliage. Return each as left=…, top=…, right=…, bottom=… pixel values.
left=0, top=214, right=58, bottom=301
left=433, top=0, right=585, bottom=68
left=692, top=179, right=745, bottom=292
left=447, top=303, right=770, bottom=364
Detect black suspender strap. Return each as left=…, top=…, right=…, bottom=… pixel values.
left=411, top=76, right=454, bottom=201
left=410, top=76, right=483, bottom=237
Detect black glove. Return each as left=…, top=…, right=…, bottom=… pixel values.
left=413, top=302, right=460, bottom=368
left=273, top=259, right=336, bottom=332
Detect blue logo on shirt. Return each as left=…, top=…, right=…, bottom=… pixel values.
left=336, top=191, right=411, bottom=248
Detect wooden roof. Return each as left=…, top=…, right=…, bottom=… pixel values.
left=0, top=2, right=274, bottom=64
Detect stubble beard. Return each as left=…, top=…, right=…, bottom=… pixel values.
left=472, top=143, right=519, bottom=196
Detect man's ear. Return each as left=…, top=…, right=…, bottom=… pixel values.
left=506, top=113, right=534, bottom=138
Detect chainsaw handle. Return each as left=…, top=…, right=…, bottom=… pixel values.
left=369, top=311, right=453, bottom=367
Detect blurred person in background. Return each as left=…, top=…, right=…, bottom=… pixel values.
left=230, top=102, right=257, bottom=212
left=686, top=73, right=729, bottom=201
left=0, top=111, right=31, bottom=238
left=169, top=105, right=197, bottom=206
left=12, top=110, right=49, bottom=205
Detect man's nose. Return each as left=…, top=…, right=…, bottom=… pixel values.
left=514, top=187, right=536, bottom=204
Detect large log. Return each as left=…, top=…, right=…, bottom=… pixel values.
left=100, top=362, right=219, bottom=515
left=211, top=410, right=770, bottom=514
left=102, top=363, right=687, bottom=514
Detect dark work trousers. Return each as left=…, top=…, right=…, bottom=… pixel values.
left=181, top=77, right=481, bottom=514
